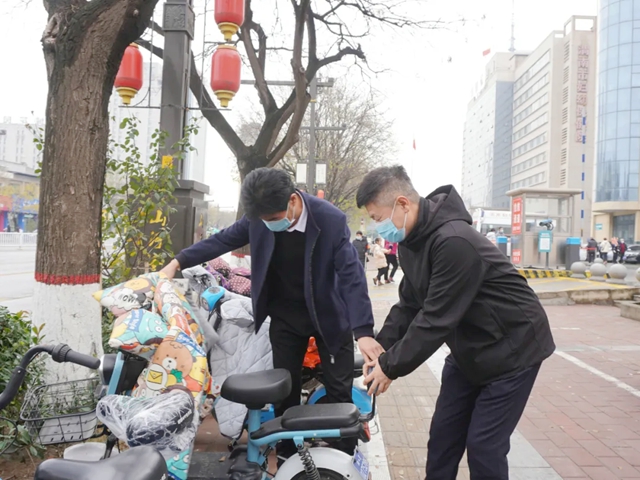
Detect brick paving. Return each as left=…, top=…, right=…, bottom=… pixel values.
left=369, top=277, right=640, bottom=479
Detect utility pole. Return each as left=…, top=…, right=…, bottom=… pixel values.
left=306, top=77, right=318, bottom=194
left=158, top=0, right=209, bottom=262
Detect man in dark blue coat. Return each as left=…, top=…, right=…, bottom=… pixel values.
left=161, top=168, right=382, bottom=460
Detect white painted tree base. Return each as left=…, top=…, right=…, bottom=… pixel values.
left=32, top=282, right=103, bottom=383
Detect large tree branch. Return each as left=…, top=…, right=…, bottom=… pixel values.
left=265, top=0, right=310, bottom=166
left=239, top=0, right=277, bottom=114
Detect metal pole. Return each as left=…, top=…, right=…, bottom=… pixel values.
left=306, top=76, right=318, bottom=194
left=157, top=0, right=209, bottom=261
left=159, top=0, right=195, bottom=175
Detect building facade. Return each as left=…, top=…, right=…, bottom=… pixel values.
left=461, top=53, right=524, bottom=209
left=593, top=0, right=640, bottom=243
left=0, top=118, right=43, bottom=231
left=510, top=16, right=597, bottom=239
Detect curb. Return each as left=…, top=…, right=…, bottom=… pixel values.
left=517, top=269, right=571, bottom=279
left=536, top=287, right=640, bottom=306
left=517, top=269, right=610, bottom=279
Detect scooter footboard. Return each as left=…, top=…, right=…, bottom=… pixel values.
left=274, top=447, right=364, bottom=480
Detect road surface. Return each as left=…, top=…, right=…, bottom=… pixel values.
left=0, top=248, right=36, bottom=312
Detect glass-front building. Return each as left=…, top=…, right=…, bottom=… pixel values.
left=596, top=0, right=640, bottom=203
left=593, top=0, right=640, bottom=243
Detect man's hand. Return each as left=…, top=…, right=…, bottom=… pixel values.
left=160, top=259, right=181, bottom=279
left=357, top=336, right=385, bottom=364
left=364, top=359, right=392, bottom=396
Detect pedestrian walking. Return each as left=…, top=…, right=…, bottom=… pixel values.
left=384, top=240, right=399, bottom=282
left=371, top=238, right=389, bottom=286
left=586, top=238, right=597, bottom=263
left=356, top=165, right=555, bottom=480
left=600, top=238, right=612, bottom=262
left=620, top=238, right=628, bottom=263
left=486, top=228, right=497, bottom=244
left=612, top=237, right=620, bottom=263
left=161, top=168, right=383, bottom=462
left=352, top=231, right=369, bottom=269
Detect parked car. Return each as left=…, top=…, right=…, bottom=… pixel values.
left=623, top=245, right=640, bottom=264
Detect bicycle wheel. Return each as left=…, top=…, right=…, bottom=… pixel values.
left=291, top=469, right=346, bottom=480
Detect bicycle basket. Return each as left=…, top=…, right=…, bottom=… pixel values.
left=20, top=377, right=100, bottom=445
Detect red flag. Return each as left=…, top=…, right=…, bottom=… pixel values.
left=412, top=138, right=416, bottom=150
left=483, top=48, right=491, bottom=57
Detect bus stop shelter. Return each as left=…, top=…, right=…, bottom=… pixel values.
left=506, top=187, right=582, bottom=268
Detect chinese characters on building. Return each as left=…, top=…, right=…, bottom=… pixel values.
left=575, top=45, right=589, bottom=143
left=511, top=197, right=523, bottom=236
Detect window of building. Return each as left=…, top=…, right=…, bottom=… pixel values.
left=513, top=112, right=548, bottom=142
left=514, top=51, right=550, bottom=93
left=513, top=93, right=548, bottom=126
left=613, top=214, right=636, bottom=244
left=511, top=152, right=547, bottom=174
left=513, top=133, right=547, bottom=159
left=514, top=73, right=549, bottom=108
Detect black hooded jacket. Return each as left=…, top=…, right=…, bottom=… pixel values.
left=377, top=185, right=555, bottom=385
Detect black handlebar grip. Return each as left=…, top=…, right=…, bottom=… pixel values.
left=51, top=344, right=101, bottom=370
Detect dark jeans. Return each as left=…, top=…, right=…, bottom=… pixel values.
left=426, top=356, right=540, bottom=480
left=269, top=314, right=356, bottom=459
left=385, top=254, right=398, bottom=278
left=587, top=250, right=595, bottom=262
left=376, top=267, right=389, bottom=282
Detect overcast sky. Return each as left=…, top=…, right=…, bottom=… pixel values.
left=0, top=0, right=597, bottom=209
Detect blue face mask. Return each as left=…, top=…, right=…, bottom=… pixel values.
left=263, top=203, right=292, bottom=232
left=375, top=202, right=407, bottom=243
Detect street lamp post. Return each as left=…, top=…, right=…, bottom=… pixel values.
left=159, top=0, right=209, bottom=261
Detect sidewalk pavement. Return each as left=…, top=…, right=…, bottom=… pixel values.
left=369, top=274, right=640, bottom=480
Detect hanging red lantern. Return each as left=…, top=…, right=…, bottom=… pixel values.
left=210, top=45, right=241, bottom=107
left=114, top=43, right=143, bottom=105
left=215, top=0, right=245, bottom=41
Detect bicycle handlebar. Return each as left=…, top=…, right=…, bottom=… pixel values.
left=0, top=344, right=100, bottom=412
left=50, top=344, right=101, bottom=370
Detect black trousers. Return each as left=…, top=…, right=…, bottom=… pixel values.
left=376, top=267, right=389, bottom=282
left=426, top=356, right=540, bottom=480
left=269, top=314, right=356, bottom=458
left=385, top=254, right=398, bottom=278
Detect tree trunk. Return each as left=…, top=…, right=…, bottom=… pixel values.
left=232, top=167, right=251, bottom=261
left=35, top=0, right=158, bottom=381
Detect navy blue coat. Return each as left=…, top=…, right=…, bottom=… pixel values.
left=175, top=192, right=375, bottom=355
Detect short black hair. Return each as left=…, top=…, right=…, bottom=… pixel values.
left=240, top=168, right=295, bottom=219
left=356, top=165, right=420, bottom=208
left=356, top=231, right=363, bottom=235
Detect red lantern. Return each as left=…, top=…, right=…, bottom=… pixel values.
left=215, top=0, right=245, bottom=41
left=210, top=45, right=241, bottom=107
left=317, top=190, right=325, bottom=199
left=115, top=43, right=143, bottom=105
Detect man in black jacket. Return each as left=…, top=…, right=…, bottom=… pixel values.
left=352, top=231, right=369, bottom=268
left=357, top=166, right=555, bottom=480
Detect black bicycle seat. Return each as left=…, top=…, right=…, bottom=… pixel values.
left=221, top=369, right=292, bottom=409
left=34, top=446, right=167, bottom=480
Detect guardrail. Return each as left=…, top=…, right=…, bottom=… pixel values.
left=0, top=232, right=38, bottom=248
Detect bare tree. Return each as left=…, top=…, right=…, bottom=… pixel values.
left=33, top=0, right=159, bottom=380
left=241, top=80, right=394, bottom=211
left=140, top=0, right=439, bottom=217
